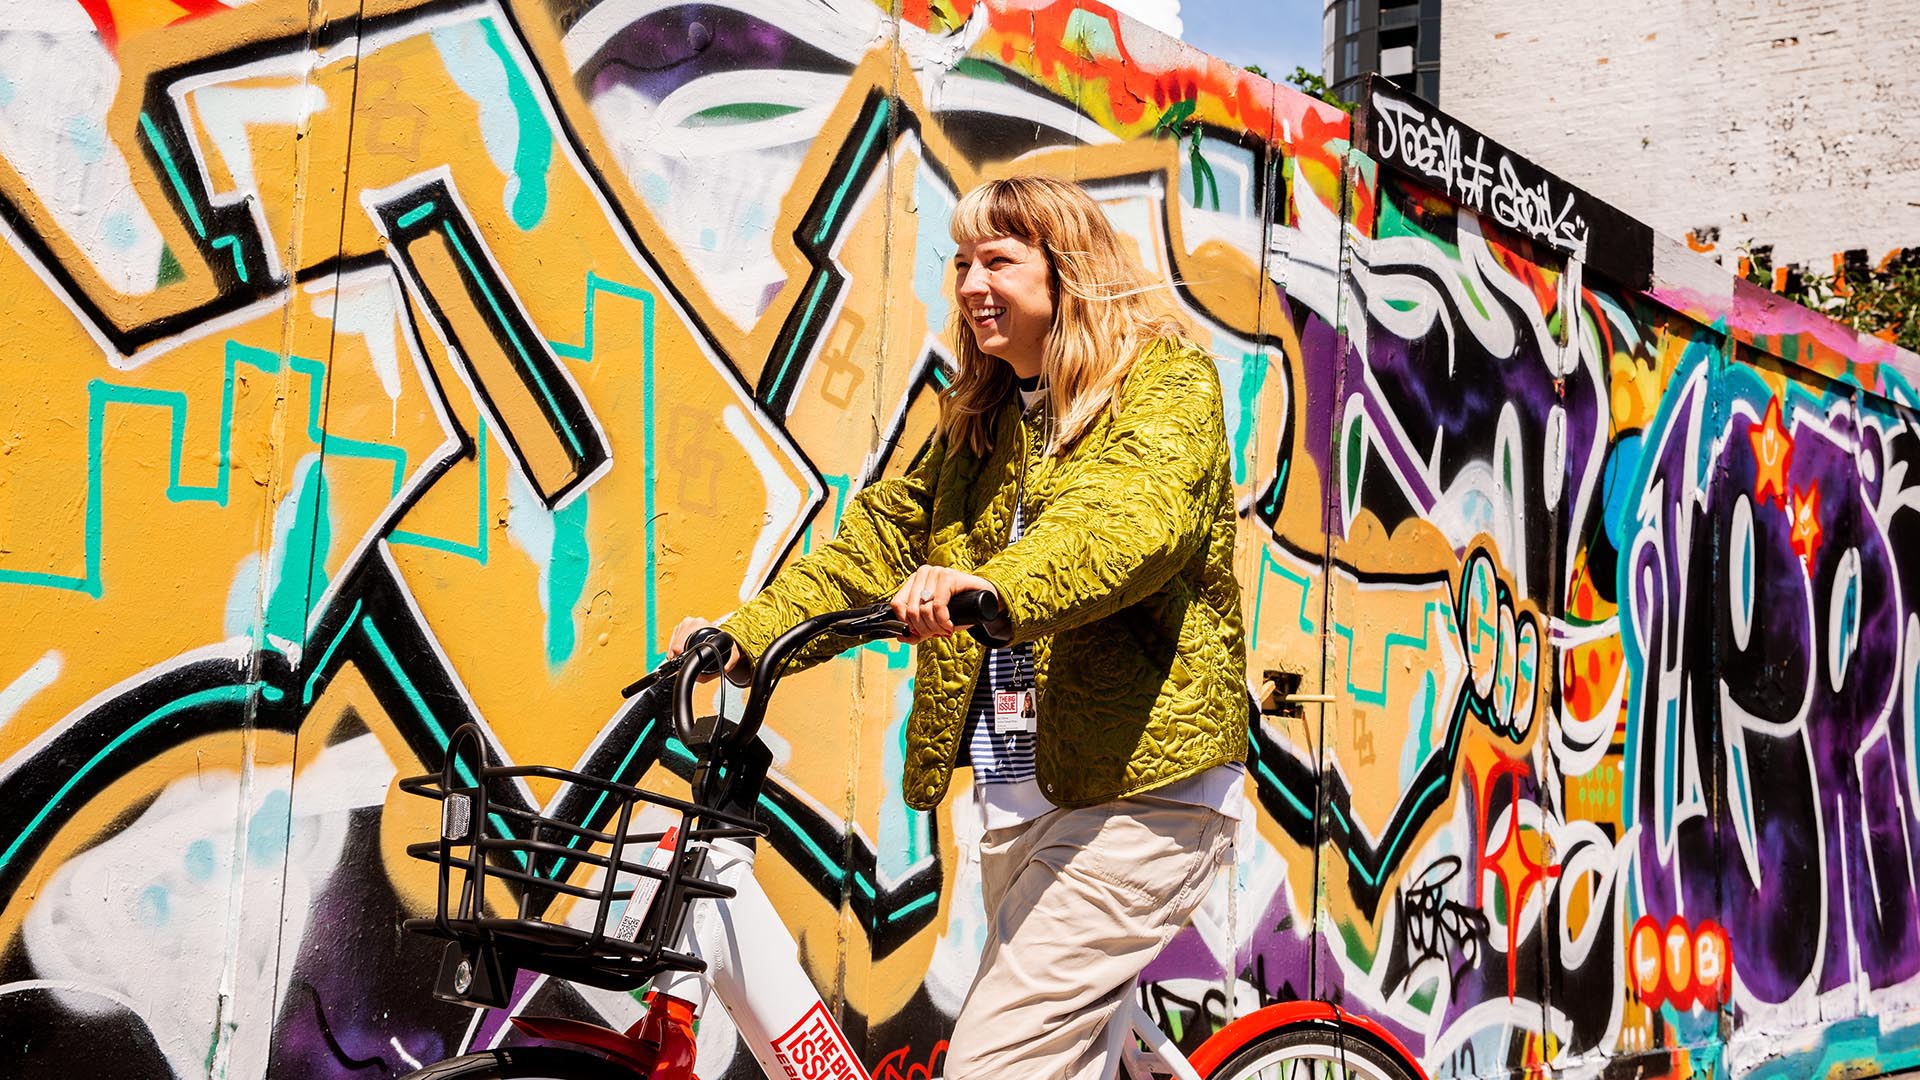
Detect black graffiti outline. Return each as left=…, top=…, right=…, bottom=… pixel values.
left=371, top=178, right=610, bottom=508
left=1388, top=855, right=1491, bottom=998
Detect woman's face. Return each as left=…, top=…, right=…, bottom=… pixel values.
left=954, top=234, right=1054, bottom=377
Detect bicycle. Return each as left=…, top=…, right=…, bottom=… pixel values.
left=395, top=594, right=1427, bottom=1080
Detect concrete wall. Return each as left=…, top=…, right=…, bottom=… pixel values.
left=0, top=2, right=1917, bottom=1079
left=1440, top=0, right=1920, bottom=271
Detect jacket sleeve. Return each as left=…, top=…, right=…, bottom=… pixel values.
left=972, top=344, right=1225, bottom=643
left=719, top=437, right=945, bottom=669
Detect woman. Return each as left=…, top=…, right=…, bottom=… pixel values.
left=670, top=175, right=1247, bottom=1079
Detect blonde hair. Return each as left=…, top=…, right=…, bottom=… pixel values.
left=939, top=176, right=1194, bottom=456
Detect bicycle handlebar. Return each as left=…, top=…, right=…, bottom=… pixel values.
left=401, top=591, right=1019, bottom=995
left=619, top=589, right=1010, bottom=762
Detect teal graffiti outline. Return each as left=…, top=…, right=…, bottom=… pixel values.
left=1331, top=600, right=1451, bottom=708
left=546, top=270, right=659, bottom=663
left=477, top=17, right=552, bottom=230
left=0, top=342, right=411, bottom=598
left=1250, top=543, right=1316, bottom=647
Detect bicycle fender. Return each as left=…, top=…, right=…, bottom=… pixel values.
left=1186, top=1001, right=1427, bottom=1079
left=509, top=1016, right=656, bottom=1073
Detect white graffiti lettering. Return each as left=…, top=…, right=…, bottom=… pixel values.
left=1372, top=91, right=1589, bottom=258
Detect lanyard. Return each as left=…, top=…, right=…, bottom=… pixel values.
left=1011, top=389, right=1043, bottom=545
left=1008, top=639, right=1033, bottom=690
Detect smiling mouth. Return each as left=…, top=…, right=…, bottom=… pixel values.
left=970, top=305, right=1006, bottom=323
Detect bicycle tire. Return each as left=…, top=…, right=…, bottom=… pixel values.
left=401, top=1046, right=641, bottom=1079
left=1204, top=1024, right=1423, bottom=1080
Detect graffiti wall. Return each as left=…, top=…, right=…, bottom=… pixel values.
left=2, top=2, right=1917, bottom=1078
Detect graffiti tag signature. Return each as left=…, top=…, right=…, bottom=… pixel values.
left=1371, top=92, right=1590, bottom=258
left=1397, top=855, right=1491, bottom=993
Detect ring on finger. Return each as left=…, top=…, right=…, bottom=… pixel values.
left=918, top=591, right=935, bottom=602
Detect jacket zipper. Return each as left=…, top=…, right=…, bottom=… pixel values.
left=1013, top=402, right=1042, bottom=707
left=946, top=402, right=1033, bottom=781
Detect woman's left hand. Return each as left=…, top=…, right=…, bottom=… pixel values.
left=890, top=565, right=999, bottom=644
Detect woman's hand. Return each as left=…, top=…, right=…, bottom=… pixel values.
left=667, top=617, right=751, bottom=684
left=890, top=565, right=1000, bottom=644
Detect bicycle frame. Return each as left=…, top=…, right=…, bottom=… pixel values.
left=509, top=830, right=1206, bottom=1080
left=403, top=604, right=1426, bottom=1080
left=650, top=834, right=863, bottom=1078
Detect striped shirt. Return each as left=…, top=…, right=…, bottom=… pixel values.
left=964, top=503, right=1037, bottom=786
left=963, top=642, right=1038, bottom=784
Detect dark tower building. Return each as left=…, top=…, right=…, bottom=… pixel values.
left=1324, top=0, right=1442, bottom=104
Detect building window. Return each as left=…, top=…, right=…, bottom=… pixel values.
left=1417, top=68, right=1439, bottom=103
left=1346, top=0, right=1360, bottom=34
left=1344, top=39, right=1359, bottom=79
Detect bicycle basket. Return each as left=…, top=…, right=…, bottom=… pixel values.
left=398, top=723, right=765, bottom=997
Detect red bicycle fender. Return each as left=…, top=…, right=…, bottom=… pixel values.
left=509, top=1015, right=654, bottom=1071
left=1186, top=1000, right=1428, bottom=1079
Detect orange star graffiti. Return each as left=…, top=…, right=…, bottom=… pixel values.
left=1749, top=398, right=1794, bottom=508
left=1789, top=486, right=1824, bottom=567
left=1478, top=760, right=1561, bottom=1000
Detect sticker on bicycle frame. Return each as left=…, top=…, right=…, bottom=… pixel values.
left=770, top=1002, right=866, bottom=1080
left=610, top=824, right=680, bottom=943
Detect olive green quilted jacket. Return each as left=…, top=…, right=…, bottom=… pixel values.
left=720, top=339, right=1247, bottom=810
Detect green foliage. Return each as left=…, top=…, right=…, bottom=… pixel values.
left=1283, top=65, right=1353, bottom=113
left=1742, top=246, right=1920, bottom=354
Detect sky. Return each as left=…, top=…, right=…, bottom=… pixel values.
left=1107, top=0, right=1326, bottom=81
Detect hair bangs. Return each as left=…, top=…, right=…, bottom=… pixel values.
left=949, top=180, right=1043, bottom=247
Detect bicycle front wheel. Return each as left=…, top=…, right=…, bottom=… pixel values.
left=402, top=1046, right=640, bottom=1079
left=1204, top=1025, right=1422, bottom=1080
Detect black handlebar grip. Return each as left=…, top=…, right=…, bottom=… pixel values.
left=618, top=627, right=736, bottom=699
left=686, top=625, right=731, bottom=656
left=949, top=589, right=1012, bottom=648
left=947, top=589, right=1001, bottom=627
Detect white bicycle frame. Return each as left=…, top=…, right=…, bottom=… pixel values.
left=649, top=832, right=1205, bottom=1080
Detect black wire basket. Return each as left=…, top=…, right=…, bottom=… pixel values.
left=399, top=723, right=765, bottom=998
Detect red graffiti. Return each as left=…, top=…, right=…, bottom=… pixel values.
left=1630, top=916, right=1731, bottom=1011
left=872, top=1040, right=947, bottom=1080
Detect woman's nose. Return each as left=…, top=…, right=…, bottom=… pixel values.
left=957, top=265, right=988, bottom=298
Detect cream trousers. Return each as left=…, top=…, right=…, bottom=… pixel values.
left=943, top=795, right=1232, bottom=1080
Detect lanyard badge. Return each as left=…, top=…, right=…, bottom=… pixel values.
left=991, top=647, right=1037, bottom=734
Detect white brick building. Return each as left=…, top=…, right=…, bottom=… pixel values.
left=1439, top=0, right=1920, bottom=272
